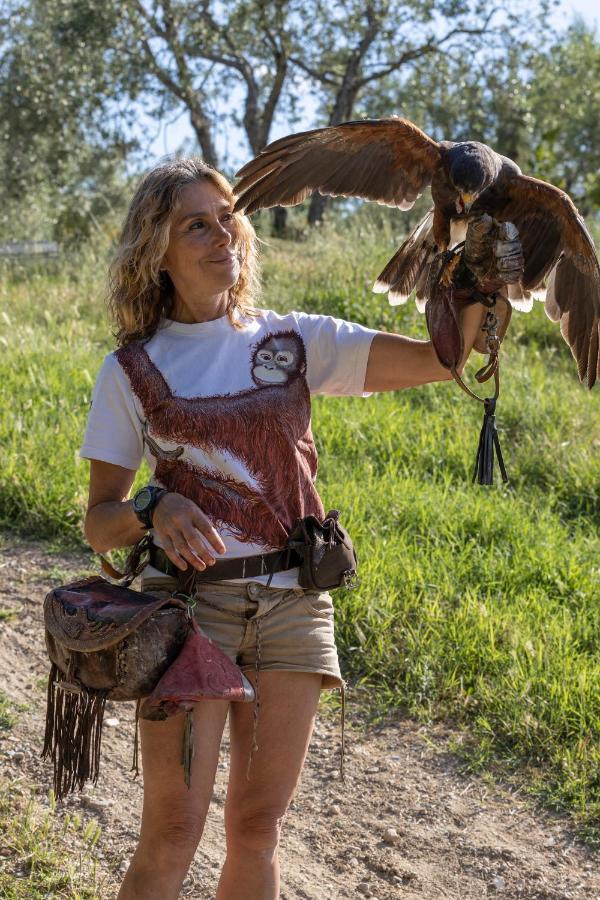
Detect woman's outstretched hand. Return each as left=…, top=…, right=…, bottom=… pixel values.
left=152, top=492, right=226, bottom=572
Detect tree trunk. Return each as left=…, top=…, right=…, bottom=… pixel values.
left=308, top=193, right=327, bottom=225
left=307, top=56, right=365, bottom=224
left=271, top=206, right=288, bottom=235
left=189, top=107, right=219, bottom=168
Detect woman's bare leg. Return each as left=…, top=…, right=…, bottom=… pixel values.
left=217, top=671, right=322, bottom=900
left=118, top=699, right=230, bottom=900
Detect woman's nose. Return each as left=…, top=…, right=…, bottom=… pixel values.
left=212, top=221, right=232, bottom=245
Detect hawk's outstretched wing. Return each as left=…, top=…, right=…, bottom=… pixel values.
left=234, top=118, right=441, bottom=214
left=487, top=173, right=600, bottom=387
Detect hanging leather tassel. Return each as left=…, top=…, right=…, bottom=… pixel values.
left=131, top=699, right=141, bottom=778
left=42, top=663, right=108, bottom=800
left=181, top=710, right=195, bottom=789
left=339, top=681, right=346, bottom=784
left=472, top=397, right=508, bottom=485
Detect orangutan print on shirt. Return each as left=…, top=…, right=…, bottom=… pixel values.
left=80, top=309, right=377, bottom=586
left=116, top=330, right=323, bottom=550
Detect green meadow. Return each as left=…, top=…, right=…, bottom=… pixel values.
left=1, top=220, right=599, bottom=840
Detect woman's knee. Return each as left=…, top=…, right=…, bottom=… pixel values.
left=225, top=805, right=286, bottom=853
left=141, top=803, right=206, bottom=864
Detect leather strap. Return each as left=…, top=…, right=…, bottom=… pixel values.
left=100, top=534, right=153, bottom=585
left=148, top=544, right=302, bottom=585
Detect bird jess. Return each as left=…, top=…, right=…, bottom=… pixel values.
left=234, top=117, right=600, bottom=389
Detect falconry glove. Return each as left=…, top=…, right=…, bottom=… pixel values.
left=423, top=216, right=525, bottom=485
left=464, top=215, right=524, bottom=288
left=425, top=215, right=523, bottom=374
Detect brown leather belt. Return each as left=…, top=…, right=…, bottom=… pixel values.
left=148, top=544, right=302, bottom=585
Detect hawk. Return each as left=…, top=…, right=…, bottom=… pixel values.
left=233, top=117, right=600, bottom=388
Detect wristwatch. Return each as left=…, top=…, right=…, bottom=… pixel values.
left=132, top=485, right=169, bottom=530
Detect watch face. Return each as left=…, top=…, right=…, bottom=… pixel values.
left=134, top=487, right=153, bottom=512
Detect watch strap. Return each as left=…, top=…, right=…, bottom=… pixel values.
left=133, top=486, right=168, bottom=529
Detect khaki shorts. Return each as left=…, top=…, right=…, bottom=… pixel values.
left=140, top=575, right=343, bottom=691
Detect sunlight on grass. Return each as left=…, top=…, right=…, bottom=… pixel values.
left=0, top=782, right=104, bottom=899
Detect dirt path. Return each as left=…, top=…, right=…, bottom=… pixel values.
left=0, top=536, right=597, bottom=899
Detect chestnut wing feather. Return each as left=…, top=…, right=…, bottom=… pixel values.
left=486, top=173, right=600, bottom=387
left=234, top=118, right=441, bottom=214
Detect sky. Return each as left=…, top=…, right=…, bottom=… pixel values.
left=141, top=0, right=598, bottom=169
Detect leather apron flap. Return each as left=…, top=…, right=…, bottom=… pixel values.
left=44, top=576, right=187, bottom=653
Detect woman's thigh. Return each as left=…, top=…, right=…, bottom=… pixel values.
left=138, top=699, right=230, bottom=842
left=224, top=670, right=322, bottom=843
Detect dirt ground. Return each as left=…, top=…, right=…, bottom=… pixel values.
left=0, top=536, right=598, bottom=899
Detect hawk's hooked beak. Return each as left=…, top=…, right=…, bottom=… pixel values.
left=456, top=192, right=476, bottom=214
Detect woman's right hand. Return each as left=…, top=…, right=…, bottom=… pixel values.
left=152, top=492, right=226, bottom=572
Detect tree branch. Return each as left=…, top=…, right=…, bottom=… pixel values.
left=288, top=55, right=339, bottom=85
left=129, top=0, right=218, bottom=164
left=355, top=10, right=501, bottom=88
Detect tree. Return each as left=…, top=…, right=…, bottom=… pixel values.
left=365, top=17, right=600, bottom=214
left=119, top=1, right=301, bottom=229
left=289, top=0, right=509, bottom=224
left=2, top=0, right=596, bottom=247
left=526, top=21, right=600, bottom=213
left=0, top=0, right=137, bottom=243
left=0, top=1, right=304, bottom=238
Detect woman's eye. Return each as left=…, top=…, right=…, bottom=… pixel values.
left=221, top=213, right=234, bottom=223
left=189, top=220, right=205, bottom=230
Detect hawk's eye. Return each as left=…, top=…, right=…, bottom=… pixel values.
left=257, top=350, right=273, bottom=363
left=275, top=351, right=294, bottom=366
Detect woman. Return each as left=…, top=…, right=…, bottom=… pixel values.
left=81, top=158, right=485, bottom=900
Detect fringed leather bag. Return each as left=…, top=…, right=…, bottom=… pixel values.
left=42, top=572, right=254, bottom=800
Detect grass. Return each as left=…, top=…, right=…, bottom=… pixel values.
left=0, top=691, right=17, bottom=731
left=0, top=783, right=104, bottom=899
left=0, top=691, right=105, bottom=897
left=1, top=218, right=599, bottom=842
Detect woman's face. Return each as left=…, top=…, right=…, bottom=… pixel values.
left=162, top=179, right=241, bottom=302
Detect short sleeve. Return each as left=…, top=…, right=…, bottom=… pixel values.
left=79, top=353, right=144, bottom=470
left=294, top=312, right=378, bottom=396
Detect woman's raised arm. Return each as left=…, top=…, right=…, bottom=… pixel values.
left=364, top=302, right=486, bottom=392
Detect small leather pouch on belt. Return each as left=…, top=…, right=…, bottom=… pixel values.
left=287, top=510, right=358, bottom=590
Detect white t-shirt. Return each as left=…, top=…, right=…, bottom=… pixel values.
left=80, top=308, right=377, bottom=587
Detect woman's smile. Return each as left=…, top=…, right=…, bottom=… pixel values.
left=207, top=252, right=235, bottom=264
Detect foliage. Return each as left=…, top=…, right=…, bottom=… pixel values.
left=4, top=0, right=598, bottom=243
left=0, top=689, right=105, bottom=896
left=0, top=0, right=135, bottom=244
left=0, top=780, right=104, bottom=898
left=366, top=18, right=600, bottom=213
left=119, top=0, right=303, bottom=160
left=288, top=0, right=531, bottom=222
left=0, top=691, right=17, bottom=730
left=527, top=20, right=600, bottom=212
left=0, top=226, right=599, bottom=838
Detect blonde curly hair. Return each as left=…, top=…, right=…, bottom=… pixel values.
left=108, top=158, right=260, bottom=346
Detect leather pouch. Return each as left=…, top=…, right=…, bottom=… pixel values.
left=42, top=575, right=253, bottom=799
left=44, top=576, right=189, bottom=700
left=286, top=510, right=358, bottom=591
